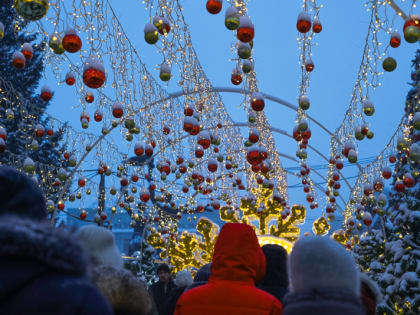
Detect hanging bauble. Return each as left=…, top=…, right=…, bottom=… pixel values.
left=184, top=106, right=194, bottom=116
left=62, top=28, right=82, bottom=53
left=195, top=145, right=204, bottom=158
left=0, top=22, right=4, bottom=40
left=65, top=71, right=75, bottom=86
left=377, top=193, right=387, bottom=207
left=120, top=177, right=128, bottom=187
left=237, top=41, right=252, bottom=59
left=312, top=17, right=322, bottom=33
left=354, top=126, right=364, bottom=141
left=83, top=58, right=106, bottom=89
left=397, top=135, right=408, bottom=151
left=153, top=16, right=170, bottom=35
left=373, top=177, right=384, bottom=192
left=208, top=158, right=218, bottom=172
left=394, top=180, right=404, bottom=192
left=403, top=172, right=415, bottom=188
left=225, top=6, right=239, bottom=30
left=249, top=128, right=259, bottom=143
left=58, top=168, right=67, bottom=181
left=206, top=0, right=222, bottom=14
left=12, top=51, right=25, bottom=69
left=297, top=118, right=308, bottom=132
left=85, top=92, right=94, bottom=103
left=250, top=92, right=264, bottom=111
left=30, top=139, right=39, bottom=151
left=409, top=143, right=420, bottom=162
left=347, top=149, right=357, bottom=163
left=390, top=30, right=401, bottom=48
left=15, top=0, right=49, bottom=21
left=34, top=124, right=44, bottom=137
left=80, top=111, right=90, bottom=123
left=403, top=15, right=420, bottom=43
left=382, top=166, right=392, bottom=179
left=23, top=157, right=35, bottom=173
left=144, top=23, right=159, bottom=44
left=296, top=148, right=307, bottom=160
left=21, top=43, right=33, bottom=60
left=404, top=25, right=420, bottom=43
left=197, top=131, right=211, bottom=149
left=140, top=188, right=150, bottom=203
left=112, top=102, right=123, bottom=118
left=145, top=143, right=153, bottom=156
left=382, top=57, right=397, bottom=72
left=297, top=11, right=311, bottom=33
left=78, top=177, right=86, bottom=187
left=412, top=112, right=420, bottom=130
left=53, top=43, right=65, bottom=55
left=48, top=33, right=61, bottom=50
left=363, top=183, right=372, bottom=196
left=246, top=145, right=262, bottom=165
left=231, top=67, right=242, bottom=85
left=362, top=212, right=372, bottom=226
left=5, top=109, right=14, bottom=120
left=57, top=200, right=65, bottom=211
left=68, top=155, right=76, bottom=167
left=40, top=85, right=52, bottom=101
left=237, top=16, right=254, bottom=43
left=298, top=95, right=310, bottom=110
left=94, top=109, right=103, bottom=122
left=0, top=126, right=6, bottom=141
left=335, top=158, right=343, bottom=169
left=242, top=59, right=253, bottom=74
left=159, top=62, right=171, bottom=82
left=304, top=58, right=314, bottom=72
left=134, top=141, right=144, bottom=157
left=362, top=99, right=375, bottom=116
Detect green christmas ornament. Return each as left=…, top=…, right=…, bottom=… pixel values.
left=382, top=57, right=397, bottom=72
left=404, top=25, right=420, bottom=43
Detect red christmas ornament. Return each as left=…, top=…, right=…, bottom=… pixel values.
left=80, top=211, right=87, bottom=220
left=112, top=102, right=123, bottom=118
left=297, top=12, right=311, bottom=33
left=312, top=17, right=322, bottom=33
left=12, top=51, right=25, bottom=69
left=305, top=58, right=314, bottom=72
left=65, top=71, right=76, bottom=86
left=206, top=0, right=222, bottom=14
left=78, top=177, right=86, bottom=187
left=250, top=92, right=265, bottom=111
left=35, top=124, right=45, bottom=137
left=389, top=155, right=397, bottom=163
left=382, top=166, right=392, bottom=179
left=40, top=85, right=52, bottom=101
left=134, top=142, right=144, bottom=157
left=21, top=43, right=33, bottom=60
left=249, top=128, right=260, bottom=143
left=394, top=180, right=404, bottom=192
left=403, top=173, right=415, bottom=188
left=390, top=30, right=401, bottom=48
left=120, top=177, right=129, bottom=187
left=195, top=145, right=204, bottom=158
left=94, top=109, right=103, bottom=122
left=85, top=92, right=94, bottom=103
left=231, top=68, right=242, bottom=85
left=237, top=16, right=254, bottom=43
left=62, top=28, right=82, bottom=53
left=83, top=58, right=106, bottom=89
left=403, top=15, right=420, bottom=32
left=208, top=158, right=218, bottom=172
left=140, top=188, right=150, bottom=203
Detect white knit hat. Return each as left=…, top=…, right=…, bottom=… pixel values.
left=75, top=225, right=123, bottom=268
left=289, top=236, right=360, bottom=295
left=175, top=270, right=193, bottom=287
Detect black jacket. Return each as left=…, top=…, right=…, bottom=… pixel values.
left=256, top=244, right=289, bottom=302
left=283, top=289, right=365, bottom=315
left=164, top=285, right=187, bottom=315
left=0, top=216, right=112, bottom=315
left=149, top=279, right=176, bottom=315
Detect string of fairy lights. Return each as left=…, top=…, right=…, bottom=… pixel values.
left=0, top=0, right=418, bottom=245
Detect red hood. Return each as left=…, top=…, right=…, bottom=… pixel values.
left=209, top=223, right=266, bottom=284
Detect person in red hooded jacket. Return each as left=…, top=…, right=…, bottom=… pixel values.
left=174, top=223, right=283, bottom=315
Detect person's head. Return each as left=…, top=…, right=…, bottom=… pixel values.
left=194, top=263, right=211, bottom=282
left=210, top=223, right=266, bottom=283
left=360, top=273, right=382, bottom=315
left=289, top=236, right=360, bottom=294
left=92, top=265, right=152, bottom=315
left=75, top=225, right=123, bottom=268
left=157, top=263, right=171, bottom=283
left=258, top=244, right=289, bottom=287
left=0, top=166, right=46, bottom=220
left=174, top=270, right=193, bottom=288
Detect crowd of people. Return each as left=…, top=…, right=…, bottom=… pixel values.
left=0, top=165, right=382, bottom=315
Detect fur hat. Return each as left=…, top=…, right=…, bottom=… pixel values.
left=75, top=225, right=123, bottom=268
left=92, top=265, right=152, bottom=315
left=175, top=270, right=193, bottom=288
left=0, top=166, right=46, bottom=220
left=289, top=236, right=360, bottom=295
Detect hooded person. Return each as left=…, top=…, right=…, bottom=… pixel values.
left=149, top=263, right=176, bottom=315
left=359, top=273, right=382, bottom=315
left=0, top=166, right=112, bottom=314
left=283, top=236, right=364, bottom=315
left=75, top=224, right=124, bottom=268
left=257, top=244, right=289, bottom=302
left=164, top=269, right=193, bottom=315
left=175, top=223, right=283, bottom=315
left=92, top=265, right=153, bottom=315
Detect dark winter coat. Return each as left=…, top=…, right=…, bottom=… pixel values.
left=283, top=289, right=365, bottom=315
left=175, top=223, right=283, bottom=315
left=149, top=279, right=176, bottom=315
left=164, top=285, right=187, bottom=315
left=0, top=215, right=112, bottom=315
left=257, top=244, right=289, bottom=302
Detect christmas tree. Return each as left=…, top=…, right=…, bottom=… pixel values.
left=355, top=50, right=420, bottom=315
left=0, top=0, right=66, bottom=201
